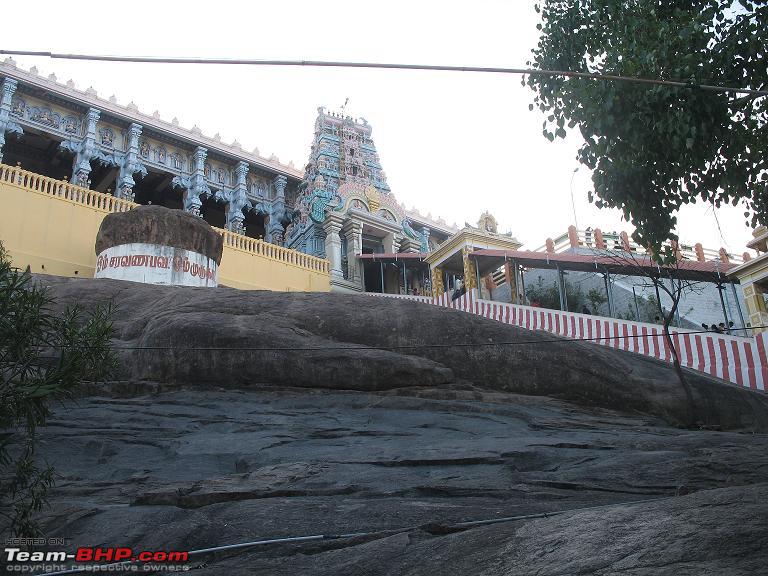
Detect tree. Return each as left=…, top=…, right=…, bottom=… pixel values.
left=527, top=1, right=767, bottom=260
left=601, top=248, right=705, bottom=427
left=0, top=244, right=116, bottom=536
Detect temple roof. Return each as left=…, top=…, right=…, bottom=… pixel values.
left=470, top=249, right=737, bottom=283
left=0, top=59, right=303, bottom=180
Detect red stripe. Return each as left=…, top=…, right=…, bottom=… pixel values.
left=682, top=333, right=693, bottom=368
left=744, top=341, right=756, bottom=389
left=630, top=325, right=638, bottom=353
left=757, top=334, right=768, bottom=389
left=694, top=335, right=705, bottom=371
left=731, top=340, right=743, bottom=387
left=706, top=337, right=717, bottom=376
left=718, top=339, right=730, bottom=381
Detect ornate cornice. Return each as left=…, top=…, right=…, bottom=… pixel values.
left=0, top=59, right=302, bottom=181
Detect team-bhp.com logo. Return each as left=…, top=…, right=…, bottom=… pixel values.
left=4, top=546, right=189, bottom=572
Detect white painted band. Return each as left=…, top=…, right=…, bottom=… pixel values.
left=95, top=242, right=218, bottom=287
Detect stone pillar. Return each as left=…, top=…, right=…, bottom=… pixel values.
left=504, top=260, right=517, bottom=303
left=431, top=265, right=445, bottom=298
left=116, top=123, right=144, bottom=201
left=384, top=232, right=402, bottom=254
left=620, top=231, right=631, bottom=251
left=545, top=238, right=555, bottom=253
left=694, top=243, right=705, bottom=261
left=323, top=213, right=345, bottom=280
left=594, top=228, right=606, bottom=250
left=185, top=147, right=210, bottom=217
left=567, top=225, right=579, bottom=249
left=671, top=240, right=682, bottom=262
left=342, top=219, right=363, bottom=285
left=71, top=107, right=100, bottom=187
left=267, top=175, right=288, bottom=244
left=226, top=161, right=248, bottom=234
left=462, top=246, right=478, bottom=291
left=0, top=77, right=22, bottom=164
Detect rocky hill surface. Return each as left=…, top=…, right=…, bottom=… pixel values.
left=18, top=276, right=768, bottom=574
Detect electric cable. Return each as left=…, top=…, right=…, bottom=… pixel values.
left=2, top=50, right=767, bottom=97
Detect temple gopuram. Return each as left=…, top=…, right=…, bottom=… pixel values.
left=287, top=107, right=456, bottom=293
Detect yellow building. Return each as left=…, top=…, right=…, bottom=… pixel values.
left=727, top=226, right=768, bottom=333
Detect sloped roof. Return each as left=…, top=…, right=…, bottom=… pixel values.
left=470, top=249, right=737, bottom=283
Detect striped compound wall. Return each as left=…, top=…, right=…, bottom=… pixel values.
left=372, top=289, right=767, bottom=392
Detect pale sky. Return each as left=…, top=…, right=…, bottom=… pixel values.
left=3, top=0, right=755, bottom=254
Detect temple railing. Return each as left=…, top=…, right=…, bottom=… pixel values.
left=0, top=162, right=330, bottom=277
left=0, top=163, right=136, bottom=213
left=531, top=227, right=743, bottom=264
left=370, top=288, right=767, bottom=392
left=215, top=228, right=330, bottom=273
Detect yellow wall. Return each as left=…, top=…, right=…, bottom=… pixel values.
left=217, top=238, right=330, bottom=292
left=733, top=259, right=768, bottom=334
left=0, top=164, right=330, bottom=292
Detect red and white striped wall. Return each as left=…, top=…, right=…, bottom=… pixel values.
left=370, top=289, right=767, bottom=392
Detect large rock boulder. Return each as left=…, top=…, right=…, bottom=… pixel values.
left=24, top=389, right=768, bottom=574
left=36, top=275, right=768, bottom=431
left=95, top=205, right=223, bottom=263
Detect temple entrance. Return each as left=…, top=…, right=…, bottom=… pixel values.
left=131, top=169, right=177, bottom=207
left=362, top=251, right=383, bottom=293
left=88, top=159, right=119, bottom=194
left=1, top=128, right=72, bottom=181
left=244, top=211, right=266, bottom=239
left=200, top=195, right=226, bottom=229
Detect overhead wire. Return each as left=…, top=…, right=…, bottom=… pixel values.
left=1, top=50, right=767, bottom=97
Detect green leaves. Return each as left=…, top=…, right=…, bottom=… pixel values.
left=526, top=0, right=768, bottom=254
left=0, top=244, right=117, bottom=536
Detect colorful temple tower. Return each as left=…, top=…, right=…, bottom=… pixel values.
left=286, top=107, right=454, bottom=292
